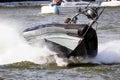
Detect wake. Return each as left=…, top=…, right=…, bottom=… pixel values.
left=94, top=40, right=120, bottom=64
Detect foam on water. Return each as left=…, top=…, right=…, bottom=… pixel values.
left=0, top=19, right=59, bottom=65
left=0, top=19, right=120, bottom=66
left=94, top=40, right=120, bottom=64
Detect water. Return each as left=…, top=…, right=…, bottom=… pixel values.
left=0, top=2, right=120, bottom=80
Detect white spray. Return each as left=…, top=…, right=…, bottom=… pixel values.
left=93, top=40, right=120, bottom=64
left=0, top=18, right=120, bottom=66
left=0, top=19, right=59, bottom=65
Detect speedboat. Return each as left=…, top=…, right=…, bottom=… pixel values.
left=101, top=0, right=120, bottom=7
left=23, top=23, right=98, bottom=58
left=23, top=6, right=105, bottom=60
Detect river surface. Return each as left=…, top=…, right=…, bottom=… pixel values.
left=0, top=2, right=120, bottom=80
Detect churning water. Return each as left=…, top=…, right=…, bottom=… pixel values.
left=0, top=2, right=120, bottom=80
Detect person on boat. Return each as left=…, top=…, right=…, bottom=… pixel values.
left=50, top=0, right=63, bottom=6
left=64, top=16, right=78, bottom=24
